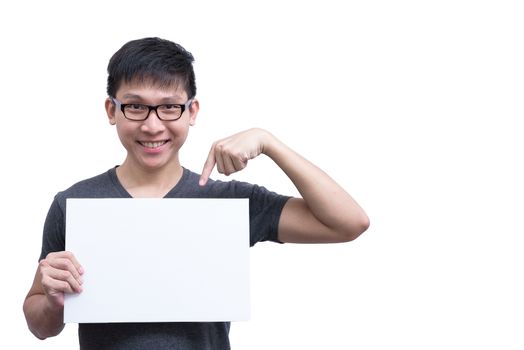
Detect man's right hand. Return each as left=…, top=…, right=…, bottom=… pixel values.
left=38, top=251, right=84, bottom=309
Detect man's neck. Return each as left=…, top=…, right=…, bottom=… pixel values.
left=115, top=160, right=184, bottom=198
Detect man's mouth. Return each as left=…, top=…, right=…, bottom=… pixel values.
left=139, top=140, right=169, bottom=148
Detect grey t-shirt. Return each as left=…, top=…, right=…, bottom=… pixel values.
left=40, top=167, right=290, bottom=350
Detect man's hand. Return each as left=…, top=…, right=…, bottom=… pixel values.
left=38, top=251, right=84, bottom=309
left=199, top=128, right=271, bottom=186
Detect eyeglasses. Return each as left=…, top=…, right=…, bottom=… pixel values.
left=111, top=97, right=193, bottom=121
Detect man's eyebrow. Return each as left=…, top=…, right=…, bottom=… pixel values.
left=121, top=94, right=183, bottom=103
left=122, top=94, right=143, bottom=100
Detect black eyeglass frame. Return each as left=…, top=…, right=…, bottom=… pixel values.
left=111, top=97, right=193, bottom=121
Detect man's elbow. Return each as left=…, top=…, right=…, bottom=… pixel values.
left=27, top=324, right=61, bottom=341
left=33, top=331, right=48, bottom=341
left=341, top=214, right=370, bottom=242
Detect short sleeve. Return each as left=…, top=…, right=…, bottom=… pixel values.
left=246, top=183, right=290, bottom=246
left=39, top=196, right=66, bottom=261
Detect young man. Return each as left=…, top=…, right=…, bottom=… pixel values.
left=23, top=37, right=369, bottom=349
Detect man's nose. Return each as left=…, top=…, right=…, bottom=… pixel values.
left=141, top=109, right=166, bottom=132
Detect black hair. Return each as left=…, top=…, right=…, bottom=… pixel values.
left=107, top=37, right=196, bottom=99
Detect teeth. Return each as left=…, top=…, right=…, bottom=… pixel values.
left=142, top=141, right=166, bottom=148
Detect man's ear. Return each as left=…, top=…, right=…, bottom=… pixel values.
left=105, top=98, right=116, bottom=125
left=189, top=99, right=199, bottom=126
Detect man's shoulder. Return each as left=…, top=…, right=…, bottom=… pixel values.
left=55, top=168, right=120, bottom=201
left=176, top=168, right=256, bottom=198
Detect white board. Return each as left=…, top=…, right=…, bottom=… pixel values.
left=64, top=198, right=250, bottom=323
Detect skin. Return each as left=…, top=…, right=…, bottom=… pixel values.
left=24, top=81, right=369, bottom=339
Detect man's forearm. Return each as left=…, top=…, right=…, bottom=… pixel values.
left=24, top=294, right=65, bottom=340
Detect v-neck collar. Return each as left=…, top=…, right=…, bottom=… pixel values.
left=107, top=166, right=190, bottom=198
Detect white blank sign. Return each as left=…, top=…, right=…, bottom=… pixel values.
left=64, top=198, right=250, bottom=323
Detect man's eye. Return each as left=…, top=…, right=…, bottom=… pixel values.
left=128, top=104, right=147, bottom=111
left=159, top=104, right=182, bottom=113
left=162, top=104, right=181, bottom=110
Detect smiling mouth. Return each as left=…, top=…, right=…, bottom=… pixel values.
left=139, top=140, right=169, bottom=148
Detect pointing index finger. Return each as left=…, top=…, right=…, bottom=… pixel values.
left=199, top=145, right=216, bottom=186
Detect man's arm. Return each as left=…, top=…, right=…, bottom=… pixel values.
left=199, top=128, right=369, bottom=243
left=23, top=251, right=84, bottom=339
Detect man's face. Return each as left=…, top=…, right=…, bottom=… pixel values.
left=105, top=81, right=198, bottom=172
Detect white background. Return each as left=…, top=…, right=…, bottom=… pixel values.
left=1, top=0, right=523, bottom=349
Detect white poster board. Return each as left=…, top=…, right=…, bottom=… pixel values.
left=64, top=198, right=250, bottom=323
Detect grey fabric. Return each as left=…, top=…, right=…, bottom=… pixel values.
left=39, top=167, right=290, bottom=349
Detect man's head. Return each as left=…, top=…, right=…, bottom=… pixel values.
left=105, top=38, right=200, bottom=173
left=107, top=37, right=196, bottom=99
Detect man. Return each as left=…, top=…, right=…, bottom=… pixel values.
left=24, top=37, right=369, bottom=349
